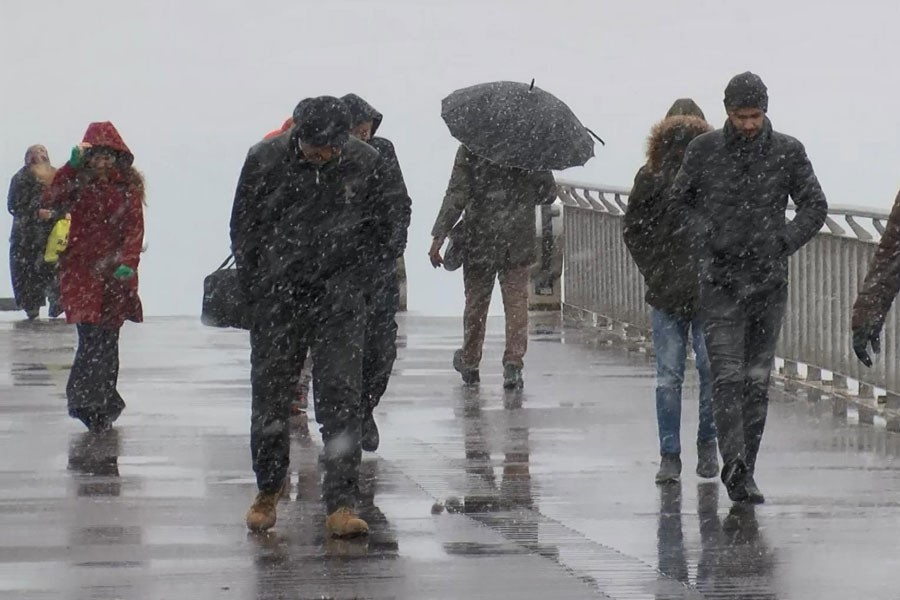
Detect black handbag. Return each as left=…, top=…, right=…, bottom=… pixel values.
left=202, top=255, right=251, bottom=329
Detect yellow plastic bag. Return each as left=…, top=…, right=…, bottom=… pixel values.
left=44, top=215, right=71, bottom=264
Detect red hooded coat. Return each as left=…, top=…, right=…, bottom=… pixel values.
left=43, top=122, right=144, bottom=327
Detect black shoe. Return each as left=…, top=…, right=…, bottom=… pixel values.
left=721, top=460, right=750, bottom=503
left=655, top=454, right=682, bottom=484
left=502, top=364, right=524, bottom=390
left=25, top=308, right=39, bottom=321
left=696, top=440, right=719, bottom=479
left=744, top=475, right=765, bottom=504
left=361, top=412, right=380, bottom=452
left=88, top=415, right=113, bottom=434
left=453, top=350, right=480, bottom=385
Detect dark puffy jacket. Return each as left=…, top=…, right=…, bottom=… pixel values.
left=668, top=118, right=828, bottom=301
left=229, top=132, right=399, bottom=307
left=852, top=189, right=900, bottom=332
left=341, top=93, right=412, bottom=264
left=623, top=115, right=712, bottom=317
left=431, top=145, right=556, bottom=272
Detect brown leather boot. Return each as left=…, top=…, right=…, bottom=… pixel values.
left=325, top=507, right=369, bottom=538
left=246, top=481, right=286, bottom=532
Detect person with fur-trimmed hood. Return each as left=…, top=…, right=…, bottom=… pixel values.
left=340, top=93, right=412, bottom=453
left=623, top=99, right=717, bottom=485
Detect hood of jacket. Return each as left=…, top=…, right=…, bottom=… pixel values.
left=341, top=93, right=383, bottom=137
left=82, top=121, right=134, bottom=165
left=646, top=115, right=711, bottom=172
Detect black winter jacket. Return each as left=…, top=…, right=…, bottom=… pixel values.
left=668, top=118, right=828, bottom=301
left=341, top=94, right=412, bottom=266
left=623, top=115, right=712, bottom=317
left=229, top=133, right=400, bottom=307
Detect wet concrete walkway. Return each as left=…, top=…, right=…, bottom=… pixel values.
left=2, top=314, right=900, bottom=599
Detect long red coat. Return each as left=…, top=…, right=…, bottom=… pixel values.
left=43, top=122, right=144, bottom=328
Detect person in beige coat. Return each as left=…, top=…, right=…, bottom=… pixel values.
left=429, top=145, right=556, bottom=389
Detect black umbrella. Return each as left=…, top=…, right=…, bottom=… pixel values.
left=441, top=80, right=601, bottom=171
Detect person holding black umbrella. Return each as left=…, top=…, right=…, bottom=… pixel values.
left=430, top=80, right=595, bottom=390
left=429, top=148, right=556, bottom=389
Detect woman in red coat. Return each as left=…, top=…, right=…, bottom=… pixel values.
left=43, top=122, right=144, bottom=432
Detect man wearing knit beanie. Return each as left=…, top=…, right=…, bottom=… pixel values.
left=231, top=95, right=405, bottom=538
left=667, top=72, right=828, bottom=504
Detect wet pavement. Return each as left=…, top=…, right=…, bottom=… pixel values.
left=2, top=314, right=900, bottom=599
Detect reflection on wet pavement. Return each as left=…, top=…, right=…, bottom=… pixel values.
left=1, top=314, right=900, bottom=598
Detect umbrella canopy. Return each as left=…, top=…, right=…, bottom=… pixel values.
left=441, top=80, right=598, bottom=171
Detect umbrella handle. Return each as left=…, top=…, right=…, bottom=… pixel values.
left=586, top=128, right=605, bottom=146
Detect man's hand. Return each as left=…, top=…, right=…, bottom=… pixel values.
left=852, top=323, right=882, bottom=368
left=37, top=209, right=53, bottom=221
left=428, top=238, right=444, bottom=268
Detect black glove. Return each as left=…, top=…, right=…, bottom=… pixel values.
left=852, top=324, right=881, bottom=368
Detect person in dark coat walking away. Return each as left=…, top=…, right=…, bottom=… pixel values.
left=231, top=96, right=400, bottom=537
left=668, top=72, right=827, bottom=503
left=623, top=100, right=717, bottom=484
left=7, top=145, right=60, bottom=319
left=429, top=146, right=556, bottom=389
left=852, top=188, right=900, bottom=367
left=42, top=122, right=144, bottom=432
left=341, top=93, right=412, bottom=452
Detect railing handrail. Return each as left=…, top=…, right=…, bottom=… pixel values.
left=556, top=179, right=891, bottom=242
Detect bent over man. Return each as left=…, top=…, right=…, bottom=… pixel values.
left=231, top=96, right=400, bottom=536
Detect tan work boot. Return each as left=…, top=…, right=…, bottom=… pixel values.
left=246, top=481, right=286, bottom=532
left=325, top=507, right=369, bottom=538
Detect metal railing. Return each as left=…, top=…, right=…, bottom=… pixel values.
left=556, top=180, right=899, bottom=399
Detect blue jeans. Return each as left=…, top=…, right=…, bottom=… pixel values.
left=651, top=308, right=716, bottom=456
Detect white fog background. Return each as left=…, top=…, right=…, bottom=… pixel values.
left=2, top=0, right=898, bottom=316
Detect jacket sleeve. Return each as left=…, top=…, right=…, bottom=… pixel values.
left=534, top=170, right=557, bottom=205
left=852, top=189, right=900, bottom=330
left=372, top=138, right=412, bottom=259
left=229, top=148, right=268, bottom=301
left=430, top=145, right=473, bottom=240
left=119, top=177, right=145, bottom=270
left=622, top=166, right=657, bottom=278
left=7, top=173, right=27, bottom=218
left=783, top=141, right=828, bottom=255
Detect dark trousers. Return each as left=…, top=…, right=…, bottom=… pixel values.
left=362, top=264, right=400, bottom=412
left=10, top=232, right=59, bottom=314
left=701, top=284, right=787, bottom=474
left=67, top=324, right=125, bottom=428
left=250, top=295, right=365, bottom=512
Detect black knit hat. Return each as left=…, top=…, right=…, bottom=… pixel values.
left=293, top=96, right=351, bottom=147
left=723, top=72, right=768, bottom=112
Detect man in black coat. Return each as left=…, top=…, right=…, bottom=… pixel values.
left=340, top=93, right=412, bottom=453
left=668, top=72, right=827, bottom=504
left=230, top=96, right=400, bottom=537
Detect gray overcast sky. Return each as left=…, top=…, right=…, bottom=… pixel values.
left=2, top=0, right=899, bottom=316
